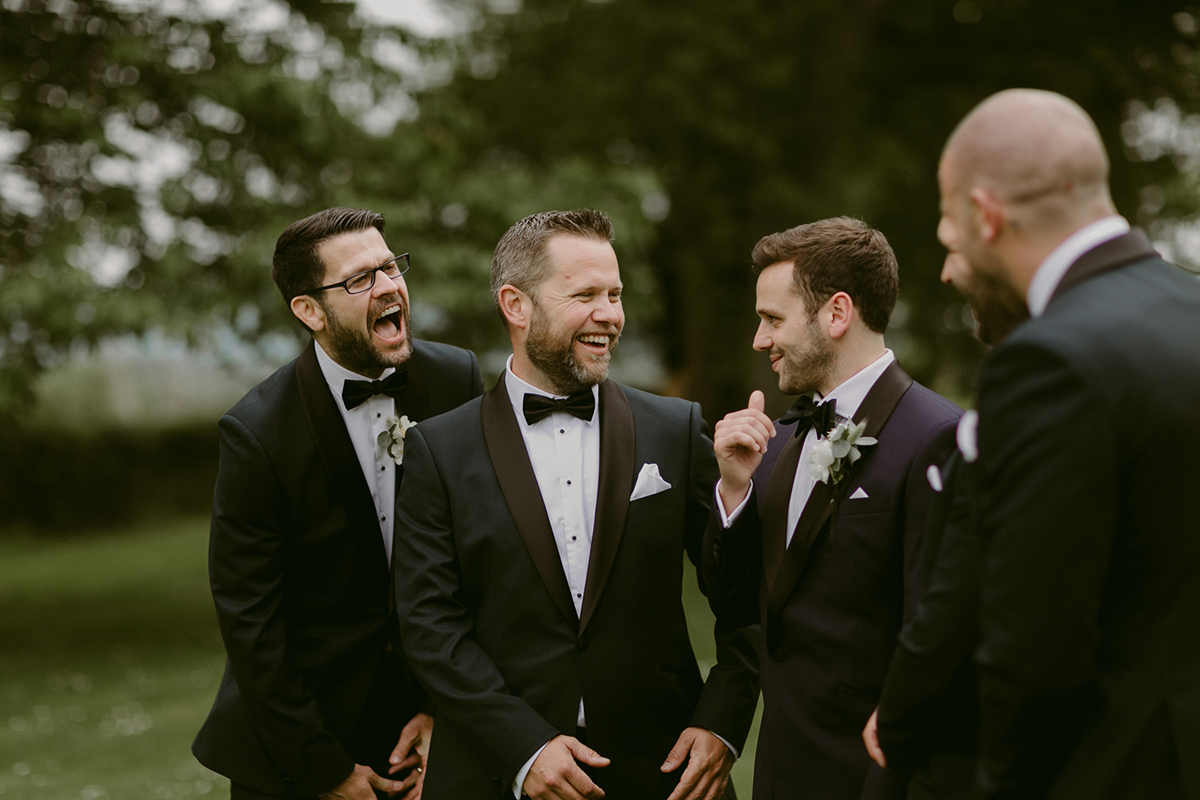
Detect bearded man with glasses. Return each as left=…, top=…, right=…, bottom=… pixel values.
left=193, top=207, right=484, bottom=800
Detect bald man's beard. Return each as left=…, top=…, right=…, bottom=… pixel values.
left=960, top=268, right=1029, bottom=345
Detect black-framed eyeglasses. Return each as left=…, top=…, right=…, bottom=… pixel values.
left=305, top=254, right=410, bottom=296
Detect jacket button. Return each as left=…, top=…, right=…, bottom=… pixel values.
left=577, top=635, right=589, bottom=652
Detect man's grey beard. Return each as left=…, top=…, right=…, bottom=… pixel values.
left=524, top=305, right=618, bottom=396
left=321, top=296, right=413, bottom=377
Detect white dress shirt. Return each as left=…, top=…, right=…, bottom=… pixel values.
left=718, top=350, right=896, bottom=546
left=505, top=357, right=600, bottom=796
left=1026, top=215, right=1130, bottom=318
left=313, top=342, right=398, bottom=563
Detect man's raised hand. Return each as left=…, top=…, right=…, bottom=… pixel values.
left=523, top=735, right=609, bottom=800
left=713, top=390, right=776, bottom=513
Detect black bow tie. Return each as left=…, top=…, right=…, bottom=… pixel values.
left=342, top=370, right=408, bottom=410
left=778, top=396, right=839, bottom=438
left=523, top=390, right=596, bottom=425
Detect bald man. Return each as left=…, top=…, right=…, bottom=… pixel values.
left=936, top=89, right=1200, bottom=799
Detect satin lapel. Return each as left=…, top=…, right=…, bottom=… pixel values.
left=481, top=373, right=579, bottom=627
left=296, top=341, right=387, bottom=567
left=766, top=361, right=915, bottom=620
left=578, top=380, right=635, bottom=636
left=761, top=429, right=805, bottom=591
left=1051, top=229, right=1157, bottom=303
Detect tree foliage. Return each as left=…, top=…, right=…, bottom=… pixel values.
left=0, top=0, right=660, bottom=419
left=434, top=0, right=1200, bottom=419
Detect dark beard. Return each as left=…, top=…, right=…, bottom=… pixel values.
left=778, top=317, right=836, bottom=396
left=524, top=306, right=618, bottom=395
left=966, top=271, right=1029, bottom=345
left=321, top=297, right=413, bottom=377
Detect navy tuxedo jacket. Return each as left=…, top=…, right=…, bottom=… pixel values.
left=394, top=375, right=759, bottom=800
left=192, top=339, right=483, bottom=797
left=703, top=362, right=961, bottom=800
left=973, top=231, right=1200, bottom=799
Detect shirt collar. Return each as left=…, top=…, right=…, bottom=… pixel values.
left=816, top=349, right=895, bottom=421
left=1026, top=216, right=1130, bottom=318
left=313, top=340, right=396, bottom=412
left=504, top=354, right=599, bottom=429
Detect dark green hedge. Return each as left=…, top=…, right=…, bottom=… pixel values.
left=0, top=422, right=219, bottom=532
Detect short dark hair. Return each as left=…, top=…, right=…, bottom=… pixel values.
left=490, top=209, right=614, bottom=305
left=751, top=216, right=898, bottom=333
left=271, top=207, right=386, bottom=302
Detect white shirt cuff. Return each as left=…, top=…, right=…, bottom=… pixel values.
left=513, top=743, right=549, bottom=799
left=715, top=480, right=754, bottom=528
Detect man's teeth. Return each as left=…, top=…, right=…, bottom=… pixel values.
left=378, top=304, right=400, bottom=321
left=578, top=335, right=609, bottom=345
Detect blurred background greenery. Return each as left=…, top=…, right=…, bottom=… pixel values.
left=5, top=0, right=1200, bottom=796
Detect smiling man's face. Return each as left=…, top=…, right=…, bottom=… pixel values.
left=311, top=226, right=412, bottom=378
left=521, top=234, right=624, bottom=395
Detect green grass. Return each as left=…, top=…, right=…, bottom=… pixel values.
left=0, top=519, right=759, bottom=799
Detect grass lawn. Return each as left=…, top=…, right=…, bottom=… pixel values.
left=0, top=518, right=760, bottom=799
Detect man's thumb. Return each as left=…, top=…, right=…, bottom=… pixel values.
left=567, top=739, right=611, bottom=768
left=749, top=390, right=766, bottom=413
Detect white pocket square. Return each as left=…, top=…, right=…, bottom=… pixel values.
left=848, top=487, right=869, bottom=500
left=630, top=463, right=672, bottom=501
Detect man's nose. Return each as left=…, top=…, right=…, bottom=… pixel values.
left=753, top=323, right=770, bottom=351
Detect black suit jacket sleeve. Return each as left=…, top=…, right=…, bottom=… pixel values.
left=877, top=453, right=982, bottom=775
left=683, top=403, right=761, bottom=750
left=700, top=491, right=765, bottom=628
left=394, top=427, right=560, bottom=784
left=975, top=342, right=1114, bottom=799
left=210, top=415, right=354, bottom=796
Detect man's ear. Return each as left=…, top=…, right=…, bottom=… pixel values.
left=497, top=284, right=531, bottom=331
left=290, top=294, right=326, bottom=333
left=971, top=187, right=1005, bottom=243
left=825, top=292, right=854, bottom=340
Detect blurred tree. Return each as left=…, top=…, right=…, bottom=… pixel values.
left=0, top=0, right=660, bottom=419
left=434, top=0, right=1200, bottom=421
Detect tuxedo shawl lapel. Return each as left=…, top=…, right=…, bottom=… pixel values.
left=761, top=429, right=805, bottom=591
left=578, top=380, right=635, bottom=636
left=481, top=373, right=579, bottom=627
left=295, top=341, right=388, bottom=568
left=766, top=361, right=915, bottom=621
left=1051, top=229, right=1157, bottom=303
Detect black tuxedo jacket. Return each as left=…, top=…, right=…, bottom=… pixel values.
left=192, top=339, right=483, bottom=798
left=703, top=362, right=961, bottom=800
left=973, top=231, right=1200, bottom=799
left=875, top=450, right=985, bottom=800
left=393, top=375, right=759, bottom=800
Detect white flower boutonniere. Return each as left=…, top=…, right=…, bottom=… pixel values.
left=378, top=415, right=417, bottom=465
left=808, top=420, right=878, bottom=486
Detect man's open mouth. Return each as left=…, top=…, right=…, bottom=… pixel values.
left=372, top=303, right=405, bottom=343
left=576, top=333, right=613, bottom=355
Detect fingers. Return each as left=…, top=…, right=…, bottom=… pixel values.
left=387, top=753, right=421, bottom=775
left=748, top=390, right=765, bottom=413
left=714, top=412, right=775, bottom=456
left=366, top=770, right=405, bottom=796
left=660, top=727, right=695, bottom=772
left=564, top=736, right=611, bottom=768
left=863, top=708, right=887, bottom=768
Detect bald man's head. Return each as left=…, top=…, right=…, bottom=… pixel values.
left=941, top=89, right=1116, bottom=231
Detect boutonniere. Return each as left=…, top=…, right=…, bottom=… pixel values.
left=378, top=415, right=417, bottom=465
left=808, top=420, right=877, bottom=487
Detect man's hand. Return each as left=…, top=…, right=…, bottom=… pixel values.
left=660, top=727, right=735, bottom=800
left=320, top=764, right=404, bottom=800
left=387, top=712, right=433, bottom=799
left=863, top=708, right=887, bottom=768
left=713, top=391, right=776, bottom=513
left=523, top=734, right=609, bottom=800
